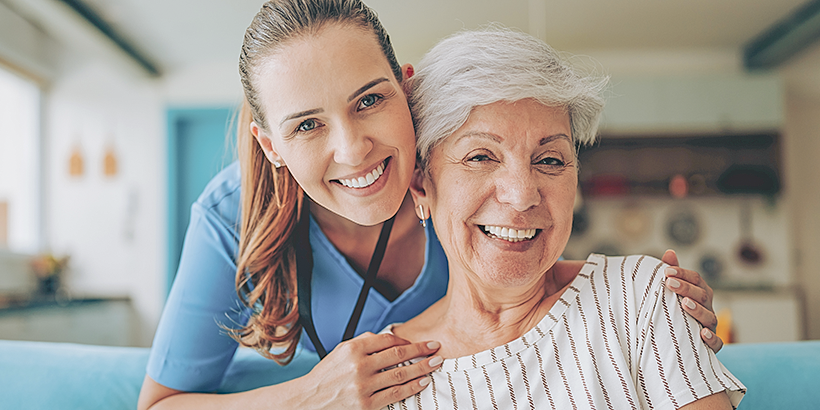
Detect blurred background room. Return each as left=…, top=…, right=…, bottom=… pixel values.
left=1, top=0, right=819, bottom=348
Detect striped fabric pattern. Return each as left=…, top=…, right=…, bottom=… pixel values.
left=385, top=254, right=745, bottom=410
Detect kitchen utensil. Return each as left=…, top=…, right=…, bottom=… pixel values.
left=616, top=204, right=651, bottom=241
left=699, top=253, right=724, bottom=283
left=666, top=209, right=700, bottom=246
left=736, top=200, right=764, bottom=265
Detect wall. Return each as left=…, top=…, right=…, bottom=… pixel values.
left=0, top=69, right=40, bottom=253
left=44, top=56, right=165, bottom=346
left=780, top=40, right=820, bottom=340
left=783, top=94, right=820, bottom=339
left=0, top=3, right=168, bottom=346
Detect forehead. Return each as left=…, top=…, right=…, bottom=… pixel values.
left=450, top=100, right=572, bottom=146
left=253, top=24, right=396, bottom=117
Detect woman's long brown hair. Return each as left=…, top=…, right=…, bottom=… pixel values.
left=231, top=0, right=402, bottom=364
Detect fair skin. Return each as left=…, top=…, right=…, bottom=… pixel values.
left=138, top=23, right=720, bottom=410
left=138, top=23, right=440, bottom=410
left=403, top=99, right=730, bottom=408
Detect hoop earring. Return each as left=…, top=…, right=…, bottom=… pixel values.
left=418, top=204, right=427, bottom=228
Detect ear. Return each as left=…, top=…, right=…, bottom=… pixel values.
left=400, top=63, right=415, bottom=95
left=409, top=165, right=431, bottom=220
left=401, top=63, right=414, bottom=80
left=251, top=121, right=283, bottom=165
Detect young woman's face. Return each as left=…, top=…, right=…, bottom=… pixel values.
left=416, top=99, right=577, bottom=289
left=252, top=23, right=416, bottom=226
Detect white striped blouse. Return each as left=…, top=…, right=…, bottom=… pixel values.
left=384, top=253, right=745, bottom=410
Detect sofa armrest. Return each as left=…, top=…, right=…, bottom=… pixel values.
left=0, top=339, right=149, bottom=409
left=717, top=340, right=820, bottom=409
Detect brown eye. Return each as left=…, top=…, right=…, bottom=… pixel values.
left=468, top=154, right=491, bottom=162
left=537, top=157, right=564, bottom=166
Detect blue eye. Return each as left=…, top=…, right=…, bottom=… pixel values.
left=298, top=119, right=317, bottom=132
left=358, top=94, right=381, bottom=110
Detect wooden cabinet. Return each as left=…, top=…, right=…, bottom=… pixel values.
left=713, top=288, right=804, bottom=343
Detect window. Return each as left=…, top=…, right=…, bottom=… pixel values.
left=0, top=67, right=41, bottom=253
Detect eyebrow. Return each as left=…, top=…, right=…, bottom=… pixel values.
left=347, top=78, right=389, bottom=102
left=279, top=108, right=324, bottom=127
left=278, top=78, right=390, bottom=128
left=539, top=133, right=572, bottom=145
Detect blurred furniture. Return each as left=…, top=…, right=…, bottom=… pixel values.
left=0, top=296, right=136, bottom=346
left=0, top=250, right=36, bottom=295
left=0, top=339, right=817, bottom=409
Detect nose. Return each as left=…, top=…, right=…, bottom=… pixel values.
left=495, top=164, right=541, bottom=212
left=331, top=121, right=373, bottom=166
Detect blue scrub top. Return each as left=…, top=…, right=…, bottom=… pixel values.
left=146, top=162, right=449, bottom=392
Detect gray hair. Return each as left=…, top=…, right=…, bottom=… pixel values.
left=409, top=27, right=608, bottom=171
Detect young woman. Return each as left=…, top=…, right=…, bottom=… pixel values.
left=138, top=1, right=722, bottom=409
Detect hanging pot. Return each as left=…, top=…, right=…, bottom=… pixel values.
left=736, top=200, right=765, bottom=266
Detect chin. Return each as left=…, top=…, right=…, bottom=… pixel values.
left=342, top=200, right=401, bottom=226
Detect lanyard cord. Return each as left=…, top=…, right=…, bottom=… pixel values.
left=295, top=198, right=396, bottom=359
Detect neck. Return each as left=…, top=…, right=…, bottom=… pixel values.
left=309, top=193, right=425, bottom=298
left=309, top=193, right=418, bottom=249
left=395, top=260, right=582, bottom=358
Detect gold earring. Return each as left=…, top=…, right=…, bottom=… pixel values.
left=418, top=204, right=427, bottom=228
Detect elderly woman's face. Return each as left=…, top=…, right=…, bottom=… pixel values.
left=420, top=99, right=576, bottom=288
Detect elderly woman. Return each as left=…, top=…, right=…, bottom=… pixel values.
left=386, top=28, right=745, bottom=409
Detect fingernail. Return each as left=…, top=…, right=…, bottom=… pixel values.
left=665, top=267, right=677, bottom=276
left=419, top=377, right=430, bottom=387
left=427, top=341, right=441, bottom=350
left=684, top=298, right=696, bottom=310
left=703, top=328, right=713, bottom=339
left=666, top=278, right=681, bottom=289
left=428, top=356, right=443, bottom=367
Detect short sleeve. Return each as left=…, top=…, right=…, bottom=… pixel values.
left=146, top=198, right=250, bottom=392
left=635, top=260, right=745, bottom=409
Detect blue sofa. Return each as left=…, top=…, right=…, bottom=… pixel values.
left=1, top=339, right=818, bottom=409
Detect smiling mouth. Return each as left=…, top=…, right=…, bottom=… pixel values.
left=481, top=225, right=539, bottom=243
left=336, top=158, right=388, bottom=189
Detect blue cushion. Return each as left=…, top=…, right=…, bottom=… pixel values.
left=0, top=340, right=148, bottom=409
left=0, top=339, right=319, bottom=409
left=717, top=341, right=820, bottom=409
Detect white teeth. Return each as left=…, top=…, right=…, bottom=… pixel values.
left=338, top=161, right=386, bottom=189
left=482, top=225, right=537, bottom=242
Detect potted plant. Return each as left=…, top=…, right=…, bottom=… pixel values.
left=30, top=254, right=69, bottom=295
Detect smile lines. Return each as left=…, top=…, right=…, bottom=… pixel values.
left=337, top=160, right=386, bottom=189
left=482, top=225, right=538, bottom=243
